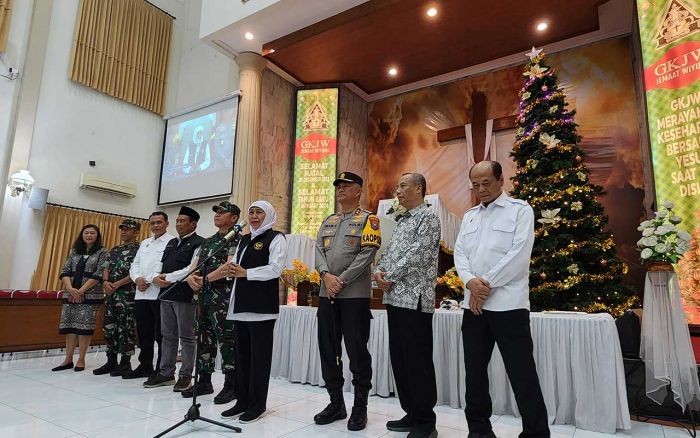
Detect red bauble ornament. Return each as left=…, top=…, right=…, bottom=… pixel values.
left=575, top=155, right=582, bottom=162
left=514, top=180, right=520, bottom=187
left=542, top=85, right=548, bottom=92
left=600, top=259, right=608, bottom=267
left=540, top=272, right=547, bottom=280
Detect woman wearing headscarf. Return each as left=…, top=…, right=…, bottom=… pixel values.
left=220, top=200, right=287, bottom=423
left=52, top=224, right=109, bottom=372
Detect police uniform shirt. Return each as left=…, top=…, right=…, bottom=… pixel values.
left=453, top=191, right=535, bottom=312
left=315, top=208, right=381, bottom=299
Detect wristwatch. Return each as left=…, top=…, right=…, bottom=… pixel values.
left=320, top=270, right=329, bottom=278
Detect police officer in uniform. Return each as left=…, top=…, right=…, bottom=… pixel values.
left=183, top=201, right=241, bottom=403
left=94, top=219, right=140, bottom=376
left=313, top=172, right=381, bottom=431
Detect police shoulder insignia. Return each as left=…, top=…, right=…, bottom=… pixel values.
left=361, top=215, right=381, bottom=248
left=254, top=242, right=264, bottom=250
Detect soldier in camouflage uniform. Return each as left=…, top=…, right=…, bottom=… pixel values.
left=94, top=219, right=141, bottom=376
left=183, top=201, right=241, bottom=404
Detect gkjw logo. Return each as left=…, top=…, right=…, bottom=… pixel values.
left=655, top=0, right=700, bottom=49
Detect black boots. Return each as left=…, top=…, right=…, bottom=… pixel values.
left=182, top=372, right=214, bottom=398
left=347, top=389, right=369, bottom=431
left=109, top=355, right=132, bottom=377
left=314, top=388, right=347, bottom=425
left=214, top=373, right=236, bottom=405
left=93, top=354, right=117, bottom=375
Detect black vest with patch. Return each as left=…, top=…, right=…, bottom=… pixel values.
left=160, top=233, right=204, bottom=302
left=233, top=229, right=283, bottom=314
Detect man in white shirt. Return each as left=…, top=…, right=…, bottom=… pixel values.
left=123, top=212, right=175, bottom=380
left=454, top=161, right=549, bottom=438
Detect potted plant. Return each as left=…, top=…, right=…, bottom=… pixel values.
left=281, top=259, right=322, bottom=306
left=637, top=201, right=692, bottom=272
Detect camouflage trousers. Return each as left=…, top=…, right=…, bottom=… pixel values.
left=196, top=287, right=235, bottom=375
left=103, top=288, right=137, bottom=356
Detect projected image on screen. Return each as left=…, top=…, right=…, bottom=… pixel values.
left=158, top=97, right=238, bottom=205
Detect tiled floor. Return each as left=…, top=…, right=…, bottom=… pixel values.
left=0, top=350, right=684, bottom=437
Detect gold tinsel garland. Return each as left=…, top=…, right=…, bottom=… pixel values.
left=535, top=216, right=605, bottom=237
left=531, top=237, right=616, bottom=264
left=583, top=295, right=640, bottom=318
left=530, top=263, right=625, bottom=293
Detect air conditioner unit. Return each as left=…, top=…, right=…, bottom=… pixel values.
left=79, top=173, right=137, bottom=198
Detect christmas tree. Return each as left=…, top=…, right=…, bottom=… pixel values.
left=509, top=48, right=637, bottom=317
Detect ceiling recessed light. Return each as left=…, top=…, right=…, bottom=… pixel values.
left=536, top=22, right=548, bottom=32
left=244, top=32, right=254, bottom=40
left=427, top=7, right=438, bottom=17
left=269, top=49, right=275, bottom=53
left=388, top=67, right=398, bottom=76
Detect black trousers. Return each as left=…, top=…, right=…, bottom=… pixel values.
left=317, top=297, right=372, bottom=393
left=234, top=319, right=276, bottom=413
left=386, top=302, right=437, bottom=432
left=134, top=299, right=162, bottom=371
left=462, top=309, right=550, bottom=438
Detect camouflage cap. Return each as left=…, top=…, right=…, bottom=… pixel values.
left=119, top=218, right=140, bottom=230
left=212, top=201, right=241, bottom=216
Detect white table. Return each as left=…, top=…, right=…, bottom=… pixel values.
left=271, top=305, right=631, bottom=433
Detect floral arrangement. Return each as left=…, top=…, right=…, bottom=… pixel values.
left=386, top=196, right=407, bottom=220
left=637, top=201, right=692, bottom=264
left=436, top=267, right=465, bottom=299
left=282, top=259, right=321, bottom=295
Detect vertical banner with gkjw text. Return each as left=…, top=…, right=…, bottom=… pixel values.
left=637, top=0, right=700, bottom=322
left=290, top=88, right=339, bottom=238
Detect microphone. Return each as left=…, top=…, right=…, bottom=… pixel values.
left=225, top=221, right=247, bottom=280
left=224, top=220, right=247, bottom=241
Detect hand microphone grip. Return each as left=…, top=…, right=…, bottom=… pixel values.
left=225, top=221, right=247, bottom=280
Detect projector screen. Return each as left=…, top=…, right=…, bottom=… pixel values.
left=158, top=96, right=239, bottom=205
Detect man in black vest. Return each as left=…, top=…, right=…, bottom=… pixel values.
left=144, top=206, right=204, bottom=392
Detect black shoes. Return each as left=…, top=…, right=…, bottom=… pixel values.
left=408, top=429, right=438, bottom=438
left=239, top=408, right=266, bottom=423
left=51, top=362, right=74, bottom=372
left=314, top=389, right=347, bottom=425
left=74, top=365, right=85, bottom=372
left=110, top=357, right=132, bottom=377
left=173, top=376, right=192, bottom=392
left=347, top=406, right=368, bottom=431
left=214, top=373, right=236, bottom=404
left=386, top=415, right=413, bottom=432
left=182, top=372, right=214, bottom=398
left=143, top=373, right=175, bottom=388
left=121, top=365, right=153, bottom=380
left=93, top=355, right=117, bottom=375
left=467, top=432, right=497, bottom=438
left=221, top=402, right=247, bottom=419
left=347, top=389, right=369, bottom=431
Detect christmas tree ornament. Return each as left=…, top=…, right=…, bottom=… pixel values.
left=525, top=46, right=543, bottom=60
left=575, top=155, right=582, bottom=162
left=541, top=85, right=548, bottom=92
left=540, top=272, right=547, bottom=280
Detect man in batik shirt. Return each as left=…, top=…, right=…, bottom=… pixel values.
left=94, top=219, right=141, bottom=376
left=374, top=173, right=441, bottom=438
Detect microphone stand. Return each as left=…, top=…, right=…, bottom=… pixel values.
left=154, top=237, right=242, bottom=437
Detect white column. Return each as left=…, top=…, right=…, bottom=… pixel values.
left=232, top=52, right=266, bottom=213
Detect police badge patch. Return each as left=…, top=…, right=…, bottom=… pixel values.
left=254, top=242, right=264, bottom=250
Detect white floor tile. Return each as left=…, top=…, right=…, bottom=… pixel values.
left=0, top=418, right=78, bottom=438
left=40, top=404, right=152, bottom=433
left=0, top=352, right=677, bottom=438
left=663, top=424, right=696, bottom=438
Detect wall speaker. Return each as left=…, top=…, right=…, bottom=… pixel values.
left=28, top=187, right=49, bottom=210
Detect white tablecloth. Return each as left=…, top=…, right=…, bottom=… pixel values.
left=271, top=306, right=631, bottom=433
left=641, top=271, right=700, bottom=410
left=284, top=234, right=316, bottom=269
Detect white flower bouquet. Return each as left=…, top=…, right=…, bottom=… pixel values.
left=637, top=201, right=691, bottom=264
